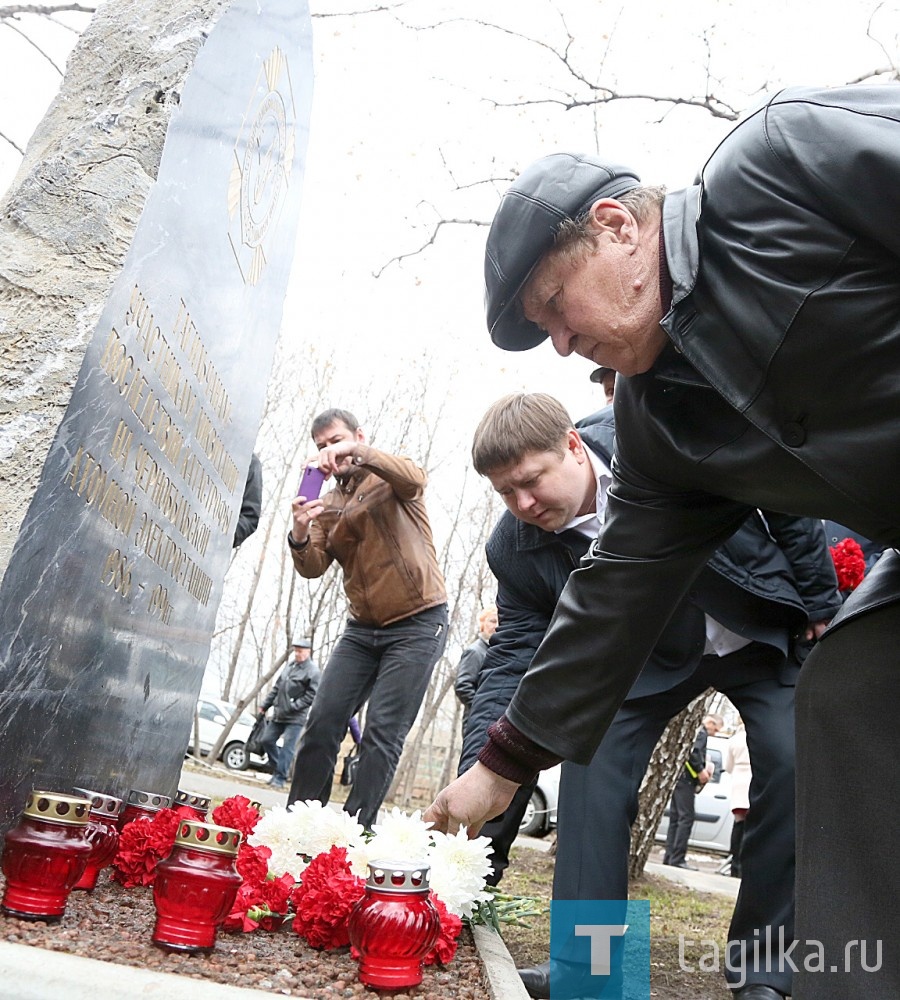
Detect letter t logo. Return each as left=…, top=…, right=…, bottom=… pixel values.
left=574, top=924, right=629, bottom=975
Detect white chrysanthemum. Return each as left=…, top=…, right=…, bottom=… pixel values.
left=426, top=828, right=493, bottom=917
left=293, top=800, right=365, bottom=857
left=248, top=800, right=365, bottom=878
left=367, top=807, right=433, bottom=865
left=345, top=840, right=376, bottom=879
left=247, top=803, right=305, bottom=879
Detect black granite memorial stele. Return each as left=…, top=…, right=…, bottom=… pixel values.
left=0, top=0, right=313, bottom=831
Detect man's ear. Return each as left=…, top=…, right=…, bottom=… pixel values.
left=585, top=198, right=636, bottom=245
left=566, top=429, right=587, bottom=461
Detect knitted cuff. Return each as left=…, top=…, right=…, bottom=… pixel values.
left=477, top=715, right=563, bottom=785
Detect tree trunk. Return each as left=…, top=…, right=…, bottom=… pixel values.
left=628, top=690, right=713, bottom=879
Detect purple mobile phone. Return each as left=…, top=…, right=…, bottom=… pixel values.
left=298, top=465, right=327, bottom=500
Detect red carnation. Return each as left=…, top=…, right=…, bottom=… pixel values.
left=236, top=842, right=272, bottom=885
left=424, top=893, right=463, bottom=966
left=830, top=537, right=867, bottom=592
left=255, top=872, right=296, bottom=931
left=111, top=806, right=195, bottom=888
left=222, top=844, right=294, bottom=934
left=212, top=795, right=261, bottom=839
left=290, top=846, right=365, bottom=949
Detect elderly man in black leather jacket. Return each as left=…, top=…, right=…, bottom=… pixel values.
left=427, top=85, right=900, bottom=999
left=459, top=394, right=839, bottom=1000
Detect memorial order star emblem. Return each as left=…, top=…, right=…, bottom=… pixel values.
left=228, top=46, right=297, bottom=286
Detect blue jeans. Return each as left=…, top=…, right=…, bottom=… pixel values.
left=261, top=720, right=305, bottom=783
left=287, top=604, right=448, bottom=830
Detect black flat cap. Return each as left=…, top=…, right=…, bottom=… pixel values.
left=484, top=153, right=641, bottom=351
left=590, top=366, right=615, bottom=384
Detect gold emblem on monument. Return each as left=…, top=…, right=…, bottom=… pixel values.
left=228, top=47, right=297, bottom=285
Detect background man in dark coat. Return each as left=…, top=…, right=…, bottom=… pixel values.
left=454, top=604, right=498, bottom=729
left=662, top=713, right=721, bottom=869
left=458, top=393, right=839, bottom=1000
left=233, top=452, right=262, bottom=547
left=259, top=637, right=319, bottom=789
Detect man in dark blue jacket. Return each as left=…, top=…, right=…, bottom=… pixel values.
left=260, top=638, right=320, bottom=789
left=459, top=393, right=840, bottom=1000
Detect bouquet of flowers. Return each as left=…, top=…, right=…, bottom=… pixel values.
left=108, top=792, right=495, bottom=968
left=246, top=802, right=493, bottom=965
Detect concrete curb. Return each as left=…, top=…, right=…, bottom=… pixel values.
left=644, top=860, right=740, bottom=900
left=471, top=923, right=531, bottom=1000
left=0, top=939, right=282, bottom=999
left=0, top=914, right=527, bottom=1000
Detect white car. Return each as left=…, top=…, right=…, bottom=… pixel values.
left=655, top=734, right=735, bottom=854
left=190, top=697, right=271, bottom=771
left=518, top=735, right=735, bottom=853
left=519, top=763, right=561, bottom=837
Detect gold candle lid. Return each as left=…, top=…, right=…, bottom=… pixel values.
left=173, top=820, right=242, bottom=856
left=24, top=791, right=92, bottom=826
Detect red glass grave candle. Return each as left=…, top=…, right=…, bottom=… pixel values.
left=348, top=860, right=440, bottom=989
left=0, top=791, right=92, bottom=921
left=71, top=787, right=124, bottom=891
left=174, top=790, right=210, bottom=819
left=151, top=820, right=242, bottom=953
left=119, top=789, right=172, bottom=827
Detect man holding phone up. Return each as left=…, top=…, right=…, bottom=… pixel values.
left=286, top=408, right=448, bottom=830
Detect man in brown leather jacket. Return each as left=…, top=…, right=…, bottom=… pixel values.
left=427, top=86, right=900, bottom=1000
left=287, top=408, right=447, bottom=830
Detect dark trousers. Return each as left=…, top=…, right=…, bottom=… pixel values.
left=287, top=605, right=448, bottom=831
left=554, top=642, right=797, bottom=994
left=662, top=773, right=697, bottom=866
left=261, top=719, right=304, bottom=783
left=730, top=818, right=745, bottom=878
left=794, top=591, right=900, bottom=999
left=478, top=782, right=536, bottom=886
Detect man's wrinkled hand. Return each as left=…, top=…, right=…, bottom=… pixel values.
left=424, top=762, right=520, bottom=838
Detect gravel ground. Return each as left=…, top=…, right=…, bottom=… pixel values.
left=0, top=874, right=492, bottom=1000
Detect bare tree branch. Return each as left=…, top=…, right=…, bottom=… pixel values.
left=372, top=216, right=488, bottom=277
left=396, top=13, right=743, bottom=120
left=1, top=16, right=63, bottom=73
left=0, top=128, right=24, bottom=154
left=488, top=89, right=740, bottom=120
left=311, top=2, right=411, bottom=17
left=0, top=4, right=95, bottom=16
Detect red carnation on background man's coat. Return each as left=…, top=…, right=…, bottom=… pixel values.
left=830, top=537, right=866, bottom=592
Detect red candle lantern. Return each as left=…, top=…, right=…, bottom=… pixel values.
left=151, top=820, right=242, bottom=953
left=348, top=860, right=440, bottom=990
left=119, top=789, right=172, bottom=827
left=71, top=787, right=124, bottom=891
left=174, top=790, right=210, bottom=819
left=0, top=791, right=93, bottom=921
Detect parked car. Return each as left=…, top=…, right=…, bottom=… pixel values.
left=655, top=734, right=734, bottom=854
left=189, top=697, right=273, bottom=772
left=517, top=735, right=735, bottom=853
left=518, top=763, right=561, bottom=837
